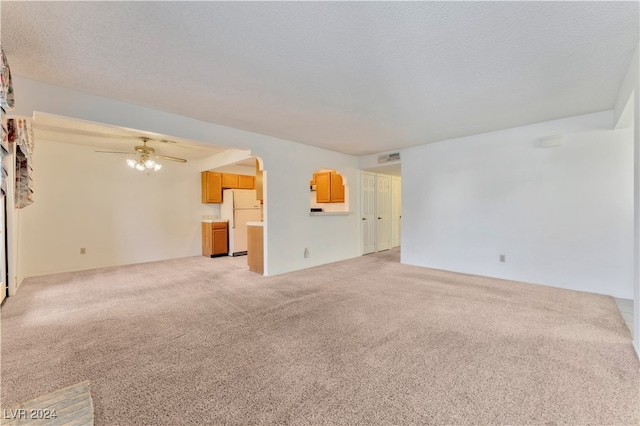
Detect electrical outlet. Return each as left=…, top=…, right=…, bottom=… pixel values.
left=304, top=248, right=309, bottom=258
left=499, top=254, right=505, bottom=263
left=80, top=248, right=86, bottom=255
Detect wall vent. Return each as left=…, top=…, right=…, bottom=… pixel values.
left=538, top=135, right=563, bottom=148
left=378, top=152, right=401, bottom=163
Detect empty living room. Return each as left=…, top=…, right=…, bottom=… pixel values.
left=1, top=2, right=639, bottom=425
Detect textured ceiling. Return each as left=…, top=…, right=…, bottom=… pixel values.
left=1, top=2, right=638, bottom=156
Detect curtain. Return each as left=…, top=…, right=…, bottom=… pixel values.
left=0, top=120, right=8, bottom=197
left=1, top=47, right=14, bottom=112
left=8, top=118, right=34, bottom=208
left=0, top=46, right=14, bottom=199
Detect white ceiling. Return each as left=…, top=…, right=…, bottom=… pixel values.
left=2, top=2, right=638, bottom=156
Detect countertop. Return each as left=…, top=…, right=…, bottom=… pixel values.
left=247, top=222, right=264, bottom=227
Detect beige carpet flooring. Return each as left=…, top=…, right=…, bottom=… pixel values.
left=1, top=249, right=638, bottom=425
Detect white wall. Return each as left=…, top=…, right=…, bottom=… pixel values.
left=262, top=142, right=359, bottom=275
left=11, top=78, right=361, bottom=279
left=615, top=44, right=638, bottom=128
left=402, top=111, right=634, bottom=299
left=211, top=164, right=256, bottom=176
left=17, top=139, right=207, bottom=279
left=614, top=40, right=639, bottom=356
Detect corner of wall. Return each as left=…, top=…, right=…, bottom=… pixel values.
left=614, top=42, right=639, bottom=127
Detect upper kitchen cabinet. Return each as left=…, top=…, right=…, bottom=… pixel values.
left=238, top=175, right=255, bottom=189
left=313, top=170, right=344, bottom=203
left=330, top=172, right=344, bottom=202
left=201, top=171, right=222, bottom=203
left=222, top=173, right=255, bottom=189
left=222, top=173, right=238, bottom=188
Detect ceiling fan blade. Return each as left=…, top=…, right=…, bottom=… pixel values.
left=155, top=155, right=187, bottom=163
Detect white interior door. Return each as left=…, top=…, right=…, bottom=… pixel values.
left=361, top=172, right=376, bottom=254
left=376, top=174, right=392, bottom=251
left=391, top=176, right=401, bottom=248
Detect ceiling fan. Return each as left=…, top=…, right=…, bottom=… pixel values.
left=96, top=137, right=187, bottom=172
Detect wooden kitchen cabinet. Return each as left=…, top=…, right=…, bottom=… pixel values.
left=221, top=173, right=255, bottom=189
left=315, top=172, right=332, bottom=203
left=201, top=171, right=222, bottom=203
left=222, top=173, right=239, bottom=188
left=238, top=175, right=255, bottom=189
left=330, top=172, right=345, bottom=202
left=247, top=224, right=264, bottom=274
left=314, top=171, right=344, bottom=203
left=202, top=221, right=228, bottom=257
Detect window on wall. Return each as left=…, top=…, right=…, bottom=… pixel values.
left=309, top=169, right=347, bottom=212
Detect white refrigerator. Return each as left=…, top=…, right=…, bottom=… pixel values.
left=220, top=189, right=261, bottom=256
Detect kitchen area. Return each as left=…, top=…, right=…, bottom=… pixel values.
left=201, top=158, right=264, bottom=274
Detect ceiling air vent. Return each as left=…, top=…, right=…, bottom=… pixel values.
left=378, top=152, right=400, bottom=164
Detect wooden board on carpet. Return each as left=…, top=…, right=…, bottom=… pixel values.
left=2, top=381, right=94, bottom=426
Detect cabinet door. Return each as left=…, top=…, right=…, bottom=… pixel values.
left=315, top=172, right=331, bottom=203
left=222, top=173, right=239, bottom=188
left=238, top=175, right=255, bottom=189
left=202, top=222, right=213, bottom=256
left=330, top=172, right=345, bottom=202
left=212, top=227, right=228, bottom=255
left=202, top=172, right=222, bottom=203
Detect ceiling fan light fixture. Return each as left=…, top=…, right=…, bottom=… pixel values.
left=101, top=138, right=183, bottom=172
left=126, top=155, right=162, bottom=172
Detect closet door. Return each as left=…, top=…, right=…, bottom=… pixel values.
left=361, top=172, right=376, bottom=254
left=376, top=175, right=392, bottom=252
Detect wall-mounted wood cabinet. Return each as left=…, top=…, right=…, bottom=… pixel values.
left=221, top=173, right=238, bottom=188
left=202, top=221, right=228, bottom=257
left=314, top=171, right=344, bottom=203
left=238, top=175, right=255, bottom=189
left=201, top=172, right=222, bottom=203
left=222, top=173, right=255, bottom=189
left=330, top=172, right=344, bottom=202
left=202, top=172, right=255, bottom=203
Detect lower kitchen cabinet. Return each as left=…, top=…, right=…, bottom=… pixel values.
left=247, top=224, right=264, bottom=275
left=202, top=221, right=228, bottom=257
